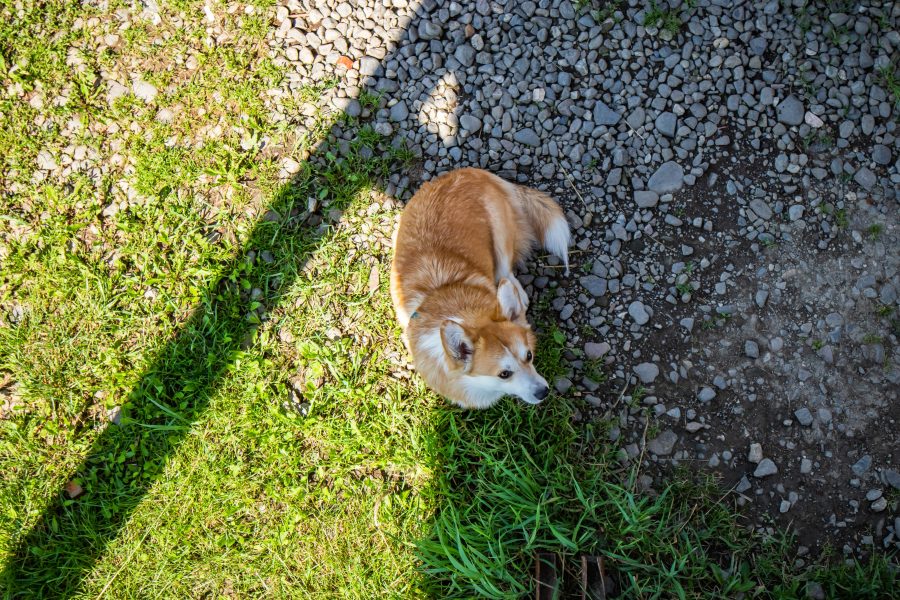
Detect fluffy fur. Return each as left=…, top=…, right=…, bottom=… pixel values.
left=390, top=168, right=571, bottom=409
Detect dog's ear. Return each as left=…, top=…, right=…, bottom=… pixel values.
left=497, top=278, right=527, bottom=322
left=441, top=320, right=474, bottom=368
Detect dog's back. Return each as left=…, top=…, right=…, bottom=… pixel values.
left=391, top=168, right=568, bottom=329
left=390, top=168, right=570, bottom=408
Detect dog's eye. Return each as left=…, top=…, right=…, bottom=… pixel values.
left=526, top=350, right=533, bottom=362
left=498, top=370, right=513, bottom=379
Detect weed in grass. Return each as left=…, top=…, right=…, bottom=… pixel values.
left=834, top=208, right=849, bottom=228
left=812, top=339, right=825, bottom=351
left=868, top=222, right=884, bottom=240
left=877, top=65, right=900, bottom=109
left=534, top=324, right=568, bottom=385
left=876, top=304, right=895, bottom=318
left=583, top=358, right=607, bottom=385
left=803, top=131, right=834, bottom=151
left=644, top=1, right=681, bottom=35
left=862, top=333, right=883, bottom=345
left=417, top=410, right=900, bottom=598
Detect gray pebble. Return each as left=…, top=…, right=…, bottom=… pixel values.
left=633, top=362, right=659, bottom=384
left=753, top=458, right=778, bottom=478
left=794, top=407, right=813, bottom=427
left=628, top=301, right=650, bottom=325
left=776, top=95, right=804, bottom=126
left=648, top=430, right=678, bottom=456
left=647, top=161, right=684, bottom=194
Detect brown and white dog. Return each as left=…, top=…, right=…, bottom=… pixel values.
left=390, top=168, right=570, bottom=409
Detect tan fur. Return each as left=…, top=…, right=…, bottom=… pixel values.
left=390, top=168, right=570, bottom=409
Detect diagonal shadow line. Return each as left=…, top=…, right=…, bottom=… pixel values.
left=1, top=140, right=389, bottom=596
left=0, top=1, right=459, bottom=592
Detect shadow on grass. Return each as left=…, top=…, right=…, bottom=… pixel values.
left=415, top=394, right=898, bottom=599
left=0, top=118, right=411, bottom=595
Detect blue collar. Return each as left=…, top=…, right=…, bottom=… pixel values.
left=410, top=311, right=419, bottom=319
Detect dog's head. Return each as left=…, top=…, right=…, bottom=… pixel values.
left=440, top=279, right=550, bottom=405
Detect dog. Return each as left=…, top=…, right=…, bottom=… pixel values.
left=390, top=168, right=570, bottom=409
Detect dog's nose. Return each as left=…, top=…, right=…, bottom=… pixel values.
left=534, top=385, right=549, bottom=401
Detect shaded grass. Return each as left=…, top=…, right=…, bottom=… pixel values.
left=1, top=0, right=897, bottom=598
left=417, top=403, right=897, bottom=598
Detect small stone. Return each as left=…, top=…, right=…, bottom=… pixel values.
left=745, top=340, right=759, bottom=359
left=788, top=205, right=804, bottom=221
left=106, top=405, right=122, bottom=425
left=698, top=387, right=716, bottom=403
left=780, top=500, right=791, bottom=513
left=626, top=107, right=645, bottom=130
left=872, top=144, right=891, bottom=165
left=107, top=81, right=128, bottom=104
left=513, top=128, right=541, bottom=147
left=132, top=79, right=158, bottom=102
left=389, top=101, right=409, bottom=122
left=647, top=161, right=684, bottom=194
left=584, top=342, right=611, bottom=360
left=635, top=190, right=659, bottom=208
left=755, top=290, right=769, bottom=307
left=454, top=44, right=475, bottom=67
left=801, top=458, right=813, bottom=474
left=794, top=408, right=813, bottom=427
left=735, top=475, right=752, bottom=493
left=884, top=469, right=900, bottom=490
left=866, top=489, right=883, bottom=501
left=282, top=157, right=301, bottom=174
left=753, top=458, right=778, bottom=478
left=853, top=167, right=876, bottom=191
left=593, top=100, right=621, bottom=125
left=580, top=275, right=607, bottom=297
left=36, top=150, right=56, bottom=171
left=418, top=21, right=442, bottom=40
left=804, top=111, right=824, bottom=128
left=647, top=430, right=677, bottom=456
left=776, top=95, right=804, bottom=126
left=806, top=582, right=825, bottom=600
left=459, top=114, right=481, bottom=134
left=655, top=112, right=677, bottom=137
left=851, top=455, right=872, bottom=476
left=748, top=443, right=763, bottom=464
left=628, top=301, right=650, bottom=325
left=633, top=362, right=659, bottom=384
left=65, top=481, right=84, bottom=499
left=871, top=497, right=887, bottom=512
left=749, top=198, right=773, bottom=220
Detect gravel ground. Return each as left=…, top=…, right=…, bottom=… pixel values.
left=122, top=0, right=896, bottom=561
left=263, top=0, right=900, bottom=560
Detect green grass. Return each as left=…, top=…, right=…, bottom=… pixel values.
left=643, top=1, right=683, bottom=35
left=0, top=0, right=897, bottom=598
left=868, top=223, right=884, bottom=241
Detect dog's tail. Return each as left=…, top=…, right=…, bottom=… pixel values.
left=511, top=184, right=571, bottom=275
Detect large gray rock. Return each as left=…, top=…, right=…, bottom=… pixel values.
left=634, top=190, right=659, bottom=208
left=513, top=128, right=541, bottom=146
left=593, top=100, right=621, bottom=125
left=647, top=161, right=684, bottom=194
left=753, top=458, right=778, bottom=478
left=655, top=112, right=677, bottom=137
left=579, top=275, right=607, bottom=297
left=628, top=301, right=650, bottom=325
left=633, top=362, right=659, bottom=384
left=648, top=430, right=678, bottom=456
left=776, top=95, right=804, bottom=125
